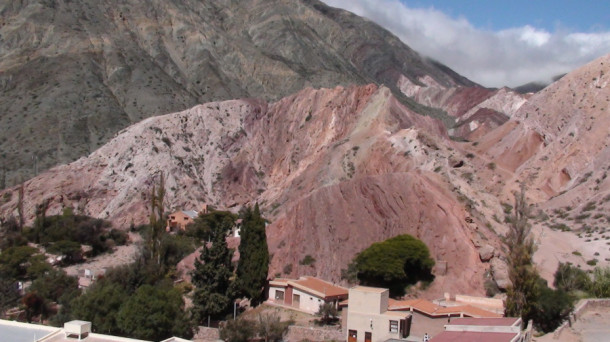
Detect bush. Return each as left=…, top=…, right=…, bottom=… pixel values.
left=220, top=317, right=256, bottom=342
left=588, top=267, right=610, bottom=298
left=553, top=263, right=590, bottom=293
left=299, top=255, right=316, bottom=266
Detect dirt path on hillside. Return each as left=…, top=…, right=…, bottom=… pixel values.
left=64, top=232, right=142, bottom=277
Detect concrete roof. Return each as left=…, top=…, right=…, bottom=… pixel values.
left=429, top=331, right=518, bottom=342
left=351, top=286, right=387, bottom=293
left=0, top=320, right=59, bottom=342
left=40, top=332, right=151, bottom=342
left=388, top=299, right=501, bottom=318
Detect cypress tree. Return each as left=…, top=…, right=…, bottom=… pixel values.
left=191, top=231, right=234, bottom=322
left=235, top=203, right=269, bottom=306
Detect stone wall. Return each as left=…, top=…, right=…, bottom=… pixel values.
left=553, top=298, right=610, bottom=339
left=285, top=325, right=344, bottom=342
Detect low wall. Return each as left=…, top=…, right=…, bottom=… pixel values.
left=193, top=326, right=220, bottom=342
left=285, top=326, right=344, bottom=342
left=553, top=298, right=610, bottom=339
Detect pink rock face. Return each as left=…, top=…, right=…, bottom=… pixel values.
left=0, top=83, right=500, bottom=297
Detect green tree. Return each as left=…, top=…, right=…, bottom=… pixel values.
left=70, top=280, right=128, bottom=335
left=505, top=184, right=539, bottom=322
left=235, top=204, right=269, bottom=305
left=0, top=277, right=20, bottom=316
left=504, top=185, right=573, bottom=331
left=117, top=283, right=193, bottom=341
left=353, top=234, right=434, bottom=296
left=186, top=210, right=236, bottom=242
left=191, top=231, right=235, bottom=322
left=553, top=262, right=590, bottom=293
left=46, top=240, right=83, bottom=265
left=29, top=269, right=78, bottom=303
left=0, top=245, right=38, bottom=280
left=148, top=172, right=166, bottom=264
left=534, top=286, right=574, bottom=333
left=588, top=266, right=610, bottom=298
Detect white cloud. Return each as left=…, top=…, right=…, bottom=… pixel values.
left=323, top=0, right=610, bottom=87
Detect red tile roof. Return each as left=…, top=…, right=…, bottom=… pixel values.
left=290, top=276, right=348, bottom=298
left=430, top=331, right=517, bottom=342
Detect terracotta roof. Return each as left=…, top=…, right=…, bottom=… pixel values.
left=289, top=276, right=348, bottom=298
left=449, top=317, right=520, bottom=327
left=388, top=299, right=501, bottom=318
left=430, top=331, right=517, bottom=342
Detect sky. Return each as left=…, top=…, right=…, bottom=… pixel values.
left=322, top=0, right=610, bottom=88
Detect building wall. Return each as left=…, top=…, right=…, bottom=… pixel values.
left=408, top=311, right=449, bottom=338
left=348, top=288, right=386, bottom=314
left=347, top=287, right=408, bottom=342
left=268, top=286, right=286, bottom=305
left=346, top=311, right=405, bottom=342
left=292, top=288, right=324, bottom=314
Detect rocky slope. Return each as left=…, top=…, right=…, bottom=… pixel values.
left=0, top=84, right=507, bottom=297
left=468, top=54, right=610, bottom=280
left=0, top=0, right=474, bottom=186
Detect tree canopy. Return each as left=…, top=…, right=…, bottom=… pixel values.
left=504, top=185, right=574, bottom=332
left=117, top=283, right=192, bottom=341
left=191, top=229, right=235, bottom=322
left=235, top=204, right=269, bottom=306
left=353, top=234, right=435, bottom=296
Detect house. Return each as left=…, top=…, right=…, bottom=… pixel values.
left=386, top=295, right=502, bottom=338
left=430, top=317, right=526, bottom=342
left=166, top=210, right=198, bottom=232
left=345, top=286, right=412, bottom=342
left=166, top=204, right=210, bottom=232
left=341, top=287, right=503, bottom=341
left=267, top=276, right=348, bottom=314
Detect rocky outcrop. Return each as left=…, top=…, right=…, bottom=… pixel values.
left=0, top=84, right=500, bottom=297
left=0, top=0, right=472, bottom=186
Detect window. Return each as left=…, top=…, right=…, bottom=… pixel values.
left=389, top=320, right=398, bottom=333
left=275, top=290, right=284, bottom=301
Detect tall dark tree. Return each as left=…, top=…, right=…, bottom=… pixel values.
left=148, top=172, right=166, bottom=264
left=191, top=231, right=235, bottom=322
left=504, top=184, right=573, bottom=332
left=17, top=181, right=24, bottom=232
left=235, top=204, right=269, bottom=306
left=505, top=184, right=540, bottom=322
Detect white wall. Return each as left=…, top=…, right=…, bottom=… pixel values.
left=292, top=288, right=324, bottom=314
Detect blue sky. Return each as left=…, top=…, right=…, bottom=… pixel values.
left=323, top=0, right=610, bottom=87
left=404, top=1, right=610, bottom=32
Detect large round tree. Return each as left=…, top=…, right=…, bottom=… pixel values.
left=354, top=234, right=435, bottom=296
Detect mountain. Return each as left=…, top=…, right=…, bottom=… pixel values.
left=469, top=54, right=610, bottom=280
left=0, top=0, right=476, bottom=187
left=0, top=83, right=507, bottom=297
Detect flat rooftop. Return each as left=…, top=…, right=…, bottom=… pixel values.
left=448, top=317, right=520, bottom=327
left=430, top=331, right=518, bottom=342
left=0, top=320, right=59, bottom=342
left=351, top=286, right=387, bottom=293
